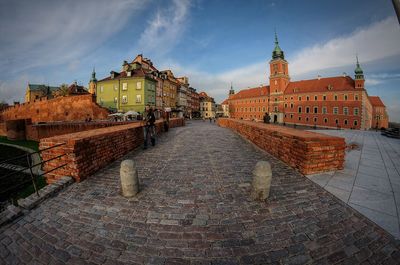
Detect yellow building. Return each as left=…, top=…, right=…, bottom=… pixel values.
left=199, top=91, right=215, bottom=118
left=24, top=84, right=60, bottom=102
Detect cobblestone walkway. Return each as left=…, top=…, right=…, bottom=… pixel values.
left=1, top=121, right=400, bottom=264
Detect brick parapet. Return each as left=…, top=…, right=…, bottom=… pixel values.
left=25, top=120, right=137, bottom=141
left=39, top=118, right=185, bottom=183
left=217, top=118, right=345, bottom=174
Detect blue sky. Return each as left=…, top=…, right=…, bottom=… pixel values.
left=0, top=0, right=399, bottom=121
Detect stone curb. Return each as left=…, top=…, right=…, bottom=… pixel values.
left=0, top=176, right=74, bottom=227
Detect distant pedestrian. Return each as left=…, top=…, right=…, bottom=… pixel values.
left=209, top=117, right=212, bottom=123
left=143, top=106, right=156, bottom=149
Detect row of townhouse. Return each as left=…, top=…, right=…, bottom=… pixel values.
left=89, top=54, right=201, bottom=117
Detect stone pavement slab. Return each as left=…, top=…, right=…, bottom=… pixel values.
left=1, top=122, right=400, bottom=264
left=307, top=129, right=400, bottom=239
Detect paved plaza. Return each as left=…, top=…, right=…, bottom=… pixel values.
left=307, top=130, right=400, bottom=239
left=1, top=121, right=400, bottom=264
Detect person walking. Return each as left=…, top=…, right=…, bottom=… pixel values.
left=143, top=106, right=156, bottom=149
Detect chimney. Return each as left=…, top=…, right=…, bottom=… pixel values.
left=317, top=75, right=321, bottom=80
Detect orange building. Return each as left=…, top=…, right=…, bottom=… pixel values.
left=228, top=34, right=388, bottom=129
left=369, top=96, right=389, bottom=129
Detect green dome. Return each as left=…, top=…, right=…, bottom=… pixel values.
left=354, top=56, right=363, bottom=74
left=272, top=32, right=285, bottom=60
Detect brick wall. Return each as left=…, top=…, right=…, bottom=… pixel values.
left=218, top=118, right=345, bottom=175
left=0, top=123, right=5, bottom=137
left=26, top=121, right=138, bottom=141
left=0, top=94, right=109, bottom=123
left=40, top=118, right=185, bottom=183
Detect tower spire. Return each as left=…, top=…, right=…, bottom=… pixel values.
left=229, top=82, right=235, bottom=95
left=272, top=30, right=285, bottom=60
left=354, top=55, right=364, bottom=80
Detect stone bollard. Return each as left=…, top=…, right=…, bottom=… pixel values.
left=120, top=160, right=139, bottom=197
left=251, top=161, right=272, bottom=201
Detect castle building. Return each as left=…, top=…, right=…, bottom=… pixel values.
left=228, top=34, right=389, bottom=129
left=24, top=84, right=60, bottom=102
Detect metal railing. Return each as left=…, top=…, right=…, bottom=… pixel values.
left=0, top=143, right=68, bottom=206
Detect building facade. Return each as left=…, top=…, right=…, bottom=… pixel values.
left=188, top=87, right=200, bottom=118
left=221, top=99, right=230, bottom=117
left=228, top=35, right=388, bottom=129
left=199, top=92, right=215, bottom=118
left=176, top=77, right=189, bottom=117
left=369, top=96, right=389, bottom=129
left=96, top=61, right=156, bottom=113
left=25, top=84, right=60, bottom=102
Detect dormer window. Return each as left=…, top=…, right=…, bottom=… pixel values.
left=127, top=71, right=131, bottom=77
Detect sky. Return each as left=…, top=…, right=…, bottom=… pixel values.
left=0, top=0, right=399, bottom=122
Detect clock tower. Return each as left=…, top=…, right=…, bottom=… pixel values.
left=268, top=32, right=289, bottom=123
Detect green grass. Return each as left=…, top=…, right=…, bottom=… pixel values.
left=16, top=175, right=47, bottom=199
left=0, top=136, right=39, bottom=151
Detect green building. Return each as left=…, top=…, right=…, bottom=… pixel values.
left=96, top=62, right=156, bottom=113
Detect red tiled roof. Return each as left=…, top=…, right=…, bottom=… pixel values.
left=221, top=99, right=229, bottom=105
left=98, top=68, right=148, bottom=82
left=369, top=96, right=385, bottom=107
left=285, top=76, right=359, bottom=94
left=229, top=86, right=269, bottom=100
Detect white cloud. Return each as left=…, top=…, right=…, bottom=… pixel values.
left=0, top=74, right=45, bottom=103
left=167, top=16, right=400, bottom=106
left=289, top=16, right=400, bottom=77
left=0, top=0, right=147, bottom=75
left=137, top=0, right=192, bottom=56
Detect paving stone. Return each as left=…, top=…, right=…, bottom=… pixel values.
left=0, top=122, right=399, bottom=264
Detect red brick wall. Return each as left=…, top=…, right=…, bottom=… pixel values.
left=0, top=123, right=5, bottom=137
left=218, top=118, right=345, bottom=175
left=26, top=121, right=138, bottom=141
left=39, top=118, right=185, bottom=183
left=0, top=94, right=109, bottom=123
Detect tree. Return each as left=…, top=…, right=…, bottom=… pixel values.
left=0, top=101, right=9, bottom=111
left=52, top=84, right=69, bottom=97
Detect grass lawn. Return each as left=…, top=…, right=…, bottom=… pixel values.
left=0, top=136, right=39, bottom=151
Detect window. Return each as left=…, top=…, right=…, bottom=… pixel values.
left=314, top=117, right=317, bottom=123
left=263, top=107, right=266, bottom=112
left=335, top=119, right=339, bottom=124
left=355, top=94, right=359, bottom=100
left=298, top=106, right=302, bottom=113
left=354, top=120, right=358, bottom=126
left=333, top=107, right=338, bottom=114
left=312, top=107, right=317, bottom=114
left=290, top=114, right=293, bottom=119
left=100, top=86, right=104, bottom=93
left=322, top=107, right=327, bottom=114
left=324, top=118, right=328, bottom=123
left=343, top=107, right=349, bottom=115
left=306, top=107, right=310, bottom=113
left=137, top=82, right=142, bottom=89
left=323, top=95, right=326, bottom=101
left=122, top=95, right=128, bottom=104
left=114, top=97, right=117, bottom=103
left=274, top=106, right=278, bottom=112
left=136, top=95, right=141, bottom=103
left=334, top=95, right=338, bottom=101
left=314, top=95, right=318, bottom=101
left=274, top=98, right=278, bottom=102
left=344, top=120, right=348, bottom=125
left=298, top=116, right=302, bottom=121
left=114, top=85, right=118, bottom=91
left=290, top=103, right=294, bottom=108
left=354, top=108, right=359, bottom=115
left=298, top=96, right=302, bottom=101
left=284, top=103, right=288, bottom=108
left=306, top=117, right=309, bottom=122
left=273, top=64, right=278, bottom=74
left=344, top=94, right=348, bottom=100
left=306, top=96, right=310, bottom=101
left=122, top=83, right=128, bottom=91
